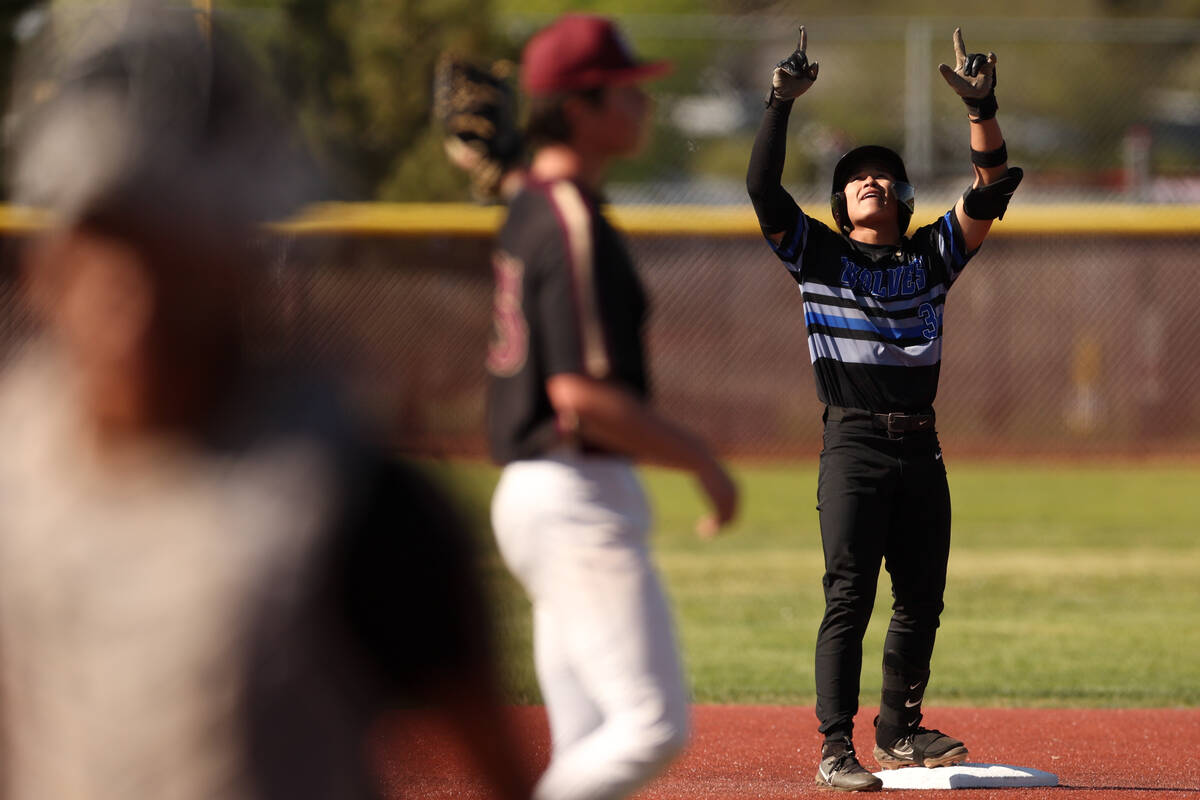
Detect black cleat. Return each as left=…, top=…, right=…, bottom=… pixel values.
left=873, top=727, right=968, bottom=769
left=814, top=737, right=883, bottom=792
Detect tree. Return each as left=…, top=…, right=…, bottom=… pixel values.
left=221, top=0, right=499, bottom=201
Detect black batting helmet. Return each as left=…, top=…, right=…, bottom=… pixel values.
left=830, top=145, right=916, bottom=236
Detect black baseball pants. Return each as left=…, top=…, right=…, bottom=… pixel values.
left=813, top=414, right=952, bottom=741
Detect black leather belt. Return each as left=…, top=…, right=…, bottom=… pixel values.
left=826, top=405, right=935, bottom=436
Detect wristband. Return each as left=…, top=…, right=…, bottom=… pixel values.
left=965, top=91, right=998, bottom=121
left=765, top=90, right=796, bottom=109
left=970, top=140, right=1007, bottom=168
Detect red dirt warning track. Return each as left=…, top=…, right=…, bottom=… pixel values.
left=381, top=705, right=1200, bottom=799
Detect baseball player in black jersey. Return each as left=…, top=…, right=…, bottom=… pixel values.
left=486, top=14, right=738, bottom=800
left=746, top=26, right=1022, bottom=792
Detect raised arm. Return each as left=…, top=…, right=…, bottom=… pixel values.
left=938, top=28, right=1023, bottom=252
left=746, top=26, right=819, bottom=245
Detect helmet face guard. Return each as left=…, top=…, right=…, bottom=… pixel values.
left=830, top=145, right=915, bottom=235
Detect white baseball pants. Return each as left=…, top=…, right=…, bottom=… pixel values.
left=491, top=453, right=689, bottom=800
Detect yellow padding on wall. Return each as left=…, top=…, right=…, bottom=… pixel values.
left=272, top=203, right=1200, bottom=238
left=2, top=202, right=1196, bottom=237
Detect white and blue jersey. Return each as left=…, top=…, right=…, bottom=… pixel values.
left=768, top=209, right=975, bottom=412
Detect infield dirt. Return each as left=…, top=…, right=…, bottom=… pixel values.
left=381, top=705, right=1200, bottom=798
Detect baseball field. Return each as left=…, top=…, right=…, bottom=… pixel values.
left=390, top=459, right=1200, bottom=797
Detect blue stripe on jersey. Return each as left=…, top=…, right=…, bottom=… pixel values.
left=769, top=208, right=808, bottom=268
left=934, top=210, right=968, bottom=283
left=804, top=311, right=936, bottom=342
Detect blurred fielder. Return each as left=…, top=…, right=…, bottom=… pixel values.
left=0, top=4, right=530, bottom=799
left=446, top=13, right=739, bottom=800
left=746, top=25, right=1021, bottom=792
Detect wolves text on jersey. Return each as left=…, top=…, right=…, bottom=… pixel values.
left=839, top=256, right=928, bottom=299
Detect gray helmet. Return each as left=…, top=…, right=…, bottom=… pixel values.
left=829, top=145, right=916, bottom=235
left=7, top=1, right=318, bottom=234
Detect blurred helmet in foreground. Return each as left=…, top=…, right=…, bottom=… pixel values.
left=6, top=1, right=318, bottom=235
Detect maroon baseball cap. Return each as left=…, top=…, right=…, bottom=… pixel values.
left=521, top=14, right=672, bottom=95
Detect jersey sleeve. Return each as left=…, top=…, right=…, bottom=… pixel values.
left=529, top=183, right=612, bottom=380
left=910, top=208, right=976, bottom=287
left=763, top=208, right=842, bottom=285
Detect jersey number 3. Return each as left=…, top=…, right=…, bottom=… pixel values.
left=918, top=302, right=939, bottom=341
left=486, top=251, right=529, bottom=377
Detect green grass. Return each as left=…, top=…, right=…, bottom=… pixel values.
left=430, top=460, right=1200, bottom=708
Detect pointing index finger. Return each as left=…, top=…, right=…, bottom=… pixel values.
left=798, top=25, right=807, bottom=53
left=952, top=27, right=967, bottom=67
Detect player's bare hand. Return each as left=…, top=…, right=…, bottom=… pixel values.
left=937, top=28, right=996, bottom=99
left=771, top=25, right=819, bottom=103
left=695, top=461, right=739, bottom=539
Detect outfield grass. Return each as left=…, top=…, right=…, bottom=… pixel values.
left=433, top=461, right=1200, bottom=708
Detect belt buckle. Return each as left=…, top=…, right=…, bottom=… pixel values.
left=885, top=412, right=904, bottom=436
left=885, top=412, right=931, bottom=437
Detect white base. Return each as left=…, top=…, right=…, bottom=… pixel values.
left=874, top=763, right=1058, bottom=790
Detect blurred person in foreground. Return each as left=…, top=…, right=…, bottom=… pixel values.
left=479, top=14, right=739, bottom=800
left=0, top=4, right=530, bottom=799
left=746, top=26, right=1021, bottom=791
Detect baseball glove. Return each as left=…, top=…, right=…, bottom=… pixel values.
left=769, top=25, right=819, bottom=105
left=433, top=54, right=523, bottom=201
left=937, top=28, right=998, bottom=120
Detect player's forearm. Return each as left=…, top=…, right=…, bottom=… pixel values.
left=957, top=113, right=1022, bottom=249
left=746, top=99, right=800, bottom=236
left=546, top=373, right=716, bottom=473
left=968, top=116, right=1007, bottom=186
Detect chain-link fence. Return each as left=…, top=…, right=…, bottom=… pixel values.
left=306, top=223, right=1199, bottom=459
left=13, top=213, right=1193, bottom=460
